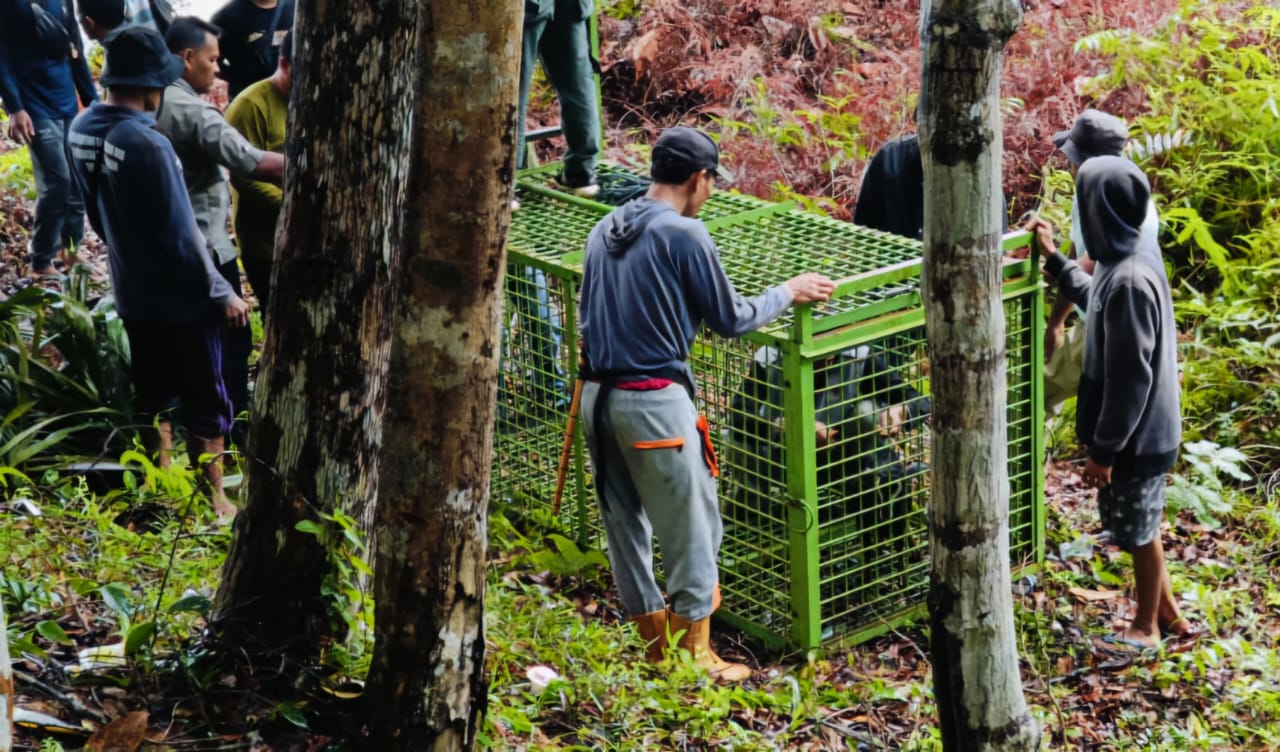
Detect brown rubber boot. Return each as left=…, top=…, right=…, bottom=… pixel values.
left=632, top=609, right=669, bottom=664
left=188, top=434, right=236, bottom=520
left=667, top=612, right=752, bottom=683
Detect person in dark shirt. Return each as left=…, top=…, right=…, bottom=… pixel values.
left=210, top=0, right=293, bottom=100
left=0, top=0, right=97, bottom=276
left=853, top=135, right=924, bottom=239
left=67, top=26, right=250, bottom=520
left=77, top=0, right=127, bottom=42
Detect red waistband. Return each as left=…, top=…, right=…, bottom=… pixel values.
left=614, top=378, right=674, bottom=391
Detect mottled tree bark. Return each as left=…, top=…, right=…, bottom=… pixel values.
left=359, top=1, right=520, bottom=749
left=918, top=0, right=1040, bottom=749
left=211, top=0, right=419, bottom=659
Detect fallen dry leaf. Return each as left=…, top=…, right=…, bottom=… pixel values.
left=85, top=710, right=148, bottom=752
left=629, top=29, right=661, bottom=81
left=1069, top=586, right=1121, bottom=602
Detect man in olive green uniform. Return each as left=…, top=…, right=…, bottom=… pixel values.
left=226, top=31, right=289, bottom=312
left=517, top=0, right=599, bottom=194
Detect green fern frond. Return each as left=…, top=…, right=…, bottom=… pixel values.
left=1073, top=29, right=1130, bottom=55
left=1126, top=128, right=1196, bottom=160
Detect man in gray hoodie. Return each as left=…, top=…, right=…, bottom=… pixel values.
left=1030, top=156, right=1186, bottom=648
left=577, top=127, right=834, bottom=681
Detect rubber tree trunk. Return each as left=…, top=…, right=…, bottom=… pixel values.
left=211, top=0, right=419, bottom=660
left=359, top=2, right=521, bottom=748
left=1, top=592, right=11, bottom=752
left=918, top=0, right=1040, bottom=749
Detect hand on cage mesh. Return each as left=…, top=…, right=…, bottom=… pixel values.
left=1045, top=323, right=1065, bottom=360
left=784, top=273, right=836, bottom=304
left=878, top=405, right=906, bottom=437
left=815, top=421, right=837, bottom=447
left=1023, top=217, right=1059, bottom=281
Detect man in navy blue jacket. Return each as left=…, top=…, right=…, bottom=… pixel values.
left=0, top=0, right=98, bottom=276
left=68, top=26, right=250, bottom=519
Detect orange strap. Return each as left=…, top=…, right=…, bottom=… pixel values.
left=696, top=415, right=719, bottom=478
left=633, top=437, right=686, bottom=450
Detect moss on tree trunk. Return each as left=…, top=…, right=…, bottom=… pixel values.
left=359, top=2, right=522, bottom=749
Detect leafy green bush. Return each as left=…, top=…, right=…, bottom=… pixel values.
left=0, top=146, right=36, bottom=201
left=1077, top=1, right=1280, bottom=276
left=0, top=275, right=133, bottom=470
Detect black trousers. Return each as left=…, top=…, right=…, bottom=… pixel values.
left=216, top=258, right=253, bottom=440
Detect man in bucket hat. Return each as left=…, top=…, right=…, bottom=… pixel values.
left=67, top=25, right=250, bottom=520
left=576, top=126, right=834, bottom=682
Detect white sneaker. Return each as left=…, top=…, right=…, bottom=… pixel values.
left=511, top=198, right=522, bottom=211
left=555, top=174, right=600, bottom=199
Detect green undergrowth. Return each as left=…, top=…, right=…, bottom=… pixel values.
left=1, top=466, right=230, bottom=677
left=4, top=463, right=1279, bottom=749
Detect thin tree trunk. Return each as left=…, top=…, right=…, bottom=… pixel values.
left=211, top=0, right=418, bottom=661
left=919, top=0, right=1040, bottom=749
left=1, top=592, right=12, bottom=752
left=360, top=2, right=521, bottom=748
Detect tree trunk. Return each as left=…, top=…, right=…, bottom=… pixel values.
left=918, top=0, right=1040, bottom=749
left=211, top=0, right=419, bottom=661
left=360, top=2, right=521, bottom=748
left=1, top=592, right=12, bottom=752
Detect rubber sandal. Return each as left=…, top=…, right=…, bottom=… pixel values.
left=1161, top=616, right=1197, bottom=638
left=1101, top=633, right=1160, bottom=655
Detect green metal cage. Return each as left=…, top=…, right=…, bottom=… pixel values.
left=494, top=163, right=1045, bottom=648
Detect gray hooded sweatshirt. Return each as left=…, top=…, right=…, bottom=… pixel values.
left=1044, top=156, right=1181, bottom=473
left=578, top=197, right=792, bottom=387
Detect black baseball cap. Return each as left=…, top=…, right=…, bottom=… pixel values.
left=1052, top=109, right=1129, bottom=166
left=100, top=25, right=185, bottom=90
left=652, top=126, right=735, bottom=184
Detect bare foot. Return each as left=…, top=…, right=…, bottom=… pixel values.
left=1119, top=626, right=1160, bottom=649
left=213, top=498, right=238, bottom=522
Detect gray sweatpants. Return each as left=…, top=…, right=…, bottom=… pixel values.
left=581, top=382, right=722, bottom=621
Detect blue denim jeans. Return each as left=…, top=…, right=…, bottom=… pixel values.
left=27, top=117, right=85, bottom=268
left=500, top=265, right=567, bottom=417
left=517, top=13, right=600, bottom=184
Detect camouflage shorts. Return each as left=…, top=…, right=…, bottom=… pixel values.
left=1097, top=472, right=1167, bottom=550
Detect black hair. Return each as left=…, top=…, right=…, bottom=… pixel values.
left=108, top=83, right=156, bottom=98
left=165, top=16, right=221, bottom=54
left=77, top=0, right=125, bottom=29
left=278, top=30, right=291, bottom=63
left=650, top=151, right=701, bottom=186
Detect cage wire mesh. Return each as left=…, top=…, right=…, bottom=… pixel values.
left=494, top=163, right=1045, bottom=648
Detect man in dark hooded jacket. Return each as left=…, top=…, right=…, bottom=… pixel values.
left=1029, top=156, right=1187, bottom=648
left=577, top=126, right=834, bottom=682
